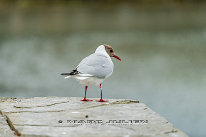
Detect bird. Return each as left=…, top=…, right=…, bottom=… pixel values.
left=61, top=44, right=121, bottom=102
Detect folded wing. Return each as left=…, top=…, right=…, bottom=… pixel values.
left=76, top=53, right=114, bottom=78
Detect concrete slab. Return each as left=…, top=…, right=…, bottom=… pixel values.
left=0, top=97, right=188, bottom=137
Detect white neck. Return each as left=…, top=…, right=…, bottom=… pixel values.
left=95, top=45, right=109, bottom=57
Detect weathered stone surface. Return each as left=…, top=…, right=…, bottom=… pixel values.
left=0, top=112, right=16, bottom=137
left=0, top=97, right=188, bottom=137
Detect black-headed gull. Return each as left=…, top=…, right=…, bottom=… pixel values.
left=61, top=44, right=121, bottom=102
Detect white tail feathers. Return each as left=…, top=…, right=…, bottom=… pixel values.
left=64, top=76, right=71, bottom=79
left=75, top=76, right=90, bottom=80
left=78, top=74, right=94, bottom=77
left=64, top=74, right=93, bottom=80
left=75, top=74, right=94, bottom=80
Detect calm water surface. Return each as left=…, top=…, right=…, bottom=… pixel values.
left=0, top=30, right=206, bottom=137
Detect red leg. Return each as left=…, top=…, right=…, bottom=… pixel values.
left=81, top=86, right=92, bottom=101
left=97, top=84, right=108, bottom=102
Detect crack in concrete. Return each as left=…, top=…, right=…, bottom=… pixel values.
left=5, top=115, right=21, bottom=136
left=6, top=100, right=139, bottom=113
left=164, top=129, right=178, bottom=134
left=13, top=124, right=80, bottom=127
left=5, top=110, right=65, bottom=114
left=13, top=100, right=70, bottom=108
left=0, top=109, right=19, bottom=136
left=0, top=109, right=3, bottom=115
left=87, top=100, right=139, bottom=109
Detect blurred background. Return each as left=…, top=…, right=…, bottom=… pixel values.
left=0, top=0, right=206, bottom=136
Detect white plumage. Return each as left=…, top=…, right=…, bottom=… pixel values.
left=66, top=45, right=114, bottom=85
left=61, top=44, right=121, bottom=102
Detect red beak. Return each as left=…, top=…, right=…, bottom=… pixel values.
left=113, top=55, right=121, bottom=61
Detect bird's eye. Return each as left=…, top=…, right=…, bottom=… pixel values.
left=110, top=49, right=113, bottom=52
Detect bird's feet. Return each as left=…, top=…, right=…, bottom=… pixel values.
left=81, top=98, right=93, bottom=101
left=97, top=99, right=108, bottom=102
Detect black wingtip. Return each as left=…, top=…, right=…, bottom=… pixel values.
left=61, top=73, right=70, bottom=76
left=61, top=69, right=79, bottom=76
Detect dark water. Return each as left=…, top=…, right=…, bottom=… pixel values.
left=1, top=2, right=206, bottom=136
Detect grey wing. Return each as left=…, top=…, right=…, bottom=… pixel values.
left=77, top=53, right=114, bottom=78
